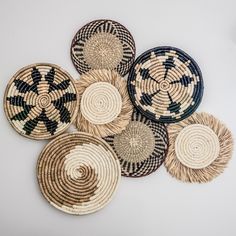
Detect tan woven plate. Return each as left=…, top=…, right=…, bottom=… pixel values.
left=71, top=19, right=136, bottom=76
left=37, top=132, right=121, bottom=215
left=105, top=110, right=168, bottom=177
left=76, top=69, right=133, bottom=137
left=4, top=63, right=79, bottom=139
left=165, top=112, right=234, bottom=183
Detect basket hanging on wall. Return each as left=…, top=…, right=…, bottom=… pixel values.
left=127, top=46, right=204, bottom=123
left=71, top=19, right=136, bottom=76
left=76, top=69, right=133, bottom=137
left=104, top=110, right=168, bottom=177
left=164, top=112, right=234, bottom=183
left=37, top=132, right=121, bottom=215
left=4, top=63, right=79, bottom=140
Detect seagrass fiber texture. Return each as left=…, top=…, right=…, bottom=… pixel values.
left=164, top=112, right=234, bottom=183
left=71, top=19, right=136, bottom=76
left=76, top=69, right=133, bottom=137
left=4, top=63, right=78, bottom=139
left=105, top=110, right=168, bottom=177
left=37, top=132, right=121, bottom=215
left=127, top=47, right=204, bottom=123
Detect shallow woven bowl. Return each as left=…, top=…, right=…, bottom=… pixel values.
left=71, top=19, right=136, bottom=76
left=76, top=69, right=133, bottom=137
left=4, top=63, right=79, bottom=140
left=104, top=110, right=169, bottom=177
left=164, top=112, right=234, bottom=183
left=37, top=132, right=121, bottom=215
left=127, top=46, right=204, bottom=123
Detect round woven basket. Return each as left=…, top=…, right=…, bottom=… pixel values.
left=37, top=132, right=121, bottom=215
left=104, top=110, right=168, bottom=177
left=164, top=112, right=234, bottom=183
left=127, top=46, right=204, bottom=123
left=76, top=69, right=133, bottom=137
left=71, top=19, right=136, bottom=76
left=4, top=63, right=79, bottom=140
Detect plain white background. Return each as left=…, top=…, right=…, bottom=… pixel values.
left=0, top=0, right=236, bottom=235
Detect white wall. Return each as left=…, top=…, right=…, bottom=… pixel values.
left=0, top=0, right=236, bottom=235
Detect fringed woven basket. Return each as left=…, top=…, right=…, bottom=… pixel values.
left=164, top=112, right=234, bottom=183
left=76, top=69, right=133, bottom=137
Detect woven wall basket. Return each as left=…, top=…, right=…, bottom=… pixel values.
left=164, top=112, right=234, bottom=183
left=71, top=19, right=136, bottom=76
left=76, top=69, right=133, bottom=137
left=104, top=110, right=168, bottom=177
left=4, top=63, right=79, bottom=140
left=127, top=46, right=204, bottom=123
left=37, top=132, right=121, bottom=215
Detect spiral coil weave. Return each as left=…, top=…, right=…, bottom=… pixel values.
left=175, top=124, right=220, bottom=169
left=80, top=82, right=122, bottom=124
left=37, top=132, right=121, bottom=215
left=76, top=69, right=133, bottom=137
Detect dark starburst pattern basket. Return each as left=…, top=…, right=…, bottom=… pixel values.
left=104, top=110, right=168, bottom=177
left=127, top=46, right=204, bottom=123
left=71, top=19, right=136, bottom=76
left=4, top=63, right=79, bottom=139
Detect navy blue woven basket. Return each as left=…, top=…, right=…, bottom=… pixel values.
left=127, top=46, right=204, bottom=123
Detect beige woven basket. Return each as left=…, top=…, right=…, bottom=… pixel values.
left=37, top=132, right=121, bottom=215
left=164, top=112, right=234, bottom=183
left=76, top=69, right=133, bottom=137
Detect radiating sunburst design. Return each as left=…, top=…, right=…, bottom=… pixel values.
left=71, top=19, right=136, bottom=76
left=105, top=110, right=168, bottom=177
left=128, top=46, right=204, bottom=123
left=4, top=63, right=78, bottom=139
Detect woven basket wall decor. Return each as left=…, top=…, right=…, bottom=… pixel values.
left=164, top=112, right=233, bottom=183
left=76, top=69, right=133, bottom=137
left=127, top=46, right=204, bottom=123
left=37, top=132, right=121, bottom=215
left=71, top=19, right=136, bottom=76
left=4, top=63, right=79, bottom=140
left=104, top=110, right=168, bottom=177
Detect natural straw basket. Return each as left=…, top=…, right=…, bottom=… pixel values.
left=71, top=19, right=136, bottom=76
left=164, top=112, right=234, bottom=183
left=104, top=110, right=168, bottom=177
left=127, top=46, right=204, bottom=123
left=4, top=63, right=79, bottom=140
left=37, top=132, right=121, bottom=215
left=76, top=69, right=133, bottom=137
